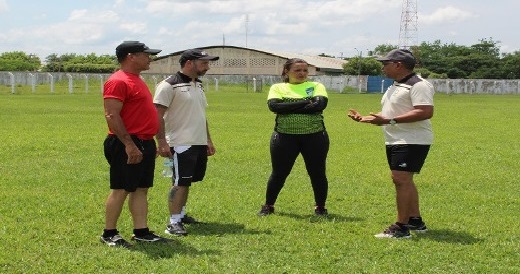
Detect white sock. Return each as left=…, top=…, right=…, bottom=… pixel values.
left=169, top=214, right=182, bottom=224
left=181, top=206, right=186, bottom=217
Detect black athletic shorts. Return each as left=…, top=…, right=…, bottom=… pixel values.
left=103, top=135, right=156, bottom=192
left=386, top=144, right=430, bottom=173
left=170, top=145, right=208, bottom=187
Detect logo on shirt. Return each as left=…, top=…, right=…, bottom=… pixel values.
left=305, top=87, right=314, bottom=96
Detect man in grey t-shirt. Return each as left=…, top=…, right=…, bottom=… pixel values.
left=154, top=49, right=219, bottom=236
left=348, top=49, right=434, bottom=239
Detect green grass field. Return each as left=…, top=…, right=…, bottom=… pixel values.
left=0, top=87, right=518, bottom=273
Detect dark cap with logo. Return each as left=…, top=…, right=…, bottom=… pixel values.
left=115, top=41, right=162, bottom=60
left=376, top=49, right=416, bottom=64
left=179, top=49, right=219, bottom=64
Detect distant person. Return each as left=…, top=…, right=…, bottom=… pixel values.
left=154, top=49, right=218, bottom=236
left=347, top=49, right=434, bottom=239
left=258, top=58, right=330, bottom=216
left=101, top=41, right=168, bottom=247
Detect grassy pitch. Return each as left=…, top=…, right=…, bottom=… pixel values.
left=0, top=88, right=518, bottom=273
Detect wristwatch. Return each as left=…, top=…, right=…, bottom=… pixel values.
left=389, top=119, right=397, bottom=125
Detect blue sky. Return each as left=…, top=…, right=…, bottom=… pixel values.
left=0, top=0, right=517, bottom=60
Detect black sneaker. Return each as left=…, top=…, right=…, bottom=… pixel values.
left=131, top=231, right=170, bottom=242
left=181, top=214, right=200, bottom=224
left=100, top=234, right=132, bottom=248
left=258, top=205, right=274, bottom=216
left=314, top=206, right=328, bottom=216
left=405, top=222, right=428, bottom=233
left=165, top=222, right=188, bottom=236
left=374, top=223, right=412, bottom=239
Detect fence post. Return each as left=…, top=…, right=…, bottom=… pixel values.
left=8, top=72, right=15, bottom=94
left=29, top=73, right=36, bottom=93
left=66, top=74, right=73, bottom=94
left=82, top=74, right=88, bottom=93
left=381, top=79, right=385, bottom=94
left=99, top=75, right=104, bottom=93
left=214, top=78, right=218, bottom=92
left=358, top=75, right=362, bottom=93
left=47, top=73, right=54, bottom=93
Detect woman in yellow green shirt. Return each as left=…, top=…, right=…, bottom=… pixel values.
left=258, top=58, right=330, bottom=216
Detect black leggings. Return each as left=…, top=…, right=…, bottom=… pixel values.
left=264, top=131, right=329, bottom=207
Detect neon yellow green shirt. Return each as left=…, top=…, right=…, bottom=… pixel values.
left=268, top=81, right=328, bottom=134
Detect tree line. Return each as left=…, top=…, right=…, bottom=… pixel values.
left=0, top=52, right=118, bottom=73
left=343, top=38, right=520, bottom=79
left=2, top=38, right=520, bottom=79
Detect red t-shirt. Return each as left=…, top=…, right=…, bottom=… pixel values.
left=103, top=70, right=159, bottom=140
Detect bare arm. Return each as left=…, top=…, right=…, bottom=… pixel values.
left=154, top=104, right=172, bottom=157
left=206, top=121, right=215, bottom=156
left=390, top=105, right=433, bottom=122
left=362, top=105, right=433, bottom=125
left=104, top=98, right=142, bottom=164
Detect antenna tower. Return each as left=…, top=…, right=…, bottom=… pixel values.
left=245, top=14, right=249, bottom=48
left=398, top=0, right=418, bottom=49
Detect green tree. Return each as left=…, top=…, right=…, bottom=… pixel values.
left=373, top=44, right=397, bottom=57
left=343, top=56, right=383, bottom=76
left=413, top=38, right=502, bottom=79
left=43, top=53, right=117, bottom=73
left=0, top=51, right=41, bottom=71
left=500, top=51, right=520, bottom=79
left=471, top=37, right=501, bottom=57
left=43, top=53, right=78, bottom=72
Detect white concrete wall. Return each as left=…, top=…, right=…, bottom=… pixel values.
left=2, top=71, right=520, bottom=94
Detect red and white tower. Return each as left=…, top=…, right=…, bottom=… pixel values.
left=398, top=0, right=418, bottom=49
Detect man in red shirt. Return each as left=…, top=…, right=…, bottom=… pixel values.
left=101, top=41, right=168, bottom=247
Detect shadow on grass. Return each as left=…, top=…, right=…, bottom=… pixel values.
left=131, top=238, right=220, bottom=259
left=188, top=221, right=270, bottom=236
left=414, top=229, right=482, bottom=245
left=129, top=222, right=268, bottom=259
left=277, top=212, right=364, bottom=223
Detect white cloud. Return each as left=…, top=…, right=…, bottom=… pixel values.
left=3, top=0, right=519, bottom=59
left=146, top=0, right=279, bottom=14
left=68, top=9, right=120, bottom=24
left=119, top=22, right=148, bottom=34
left=31, top=23, right=106, bottom=45
left=1, top=8, right=127, bottom=58
left=421, top=6, right=477, bottom=25
left=0, top=0, right=8, bottom=13
left=17, top=9, right=123, bottom=47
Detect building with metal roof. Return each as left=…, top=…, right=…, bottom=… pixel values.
left=147, top=45, right=347, bottom=76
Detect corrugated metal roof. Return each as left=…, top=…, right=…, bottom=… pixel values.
left=159, top=45, right=347, bottom=71
left=269, top=51, right=347, bottom=71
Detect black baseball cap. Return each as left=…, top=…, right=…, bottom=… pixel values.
left=376, top=49, right=416, bottom=64
left=179, top=49, right=219, bottom=64
left=115, top=41, right=162, bottom=59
